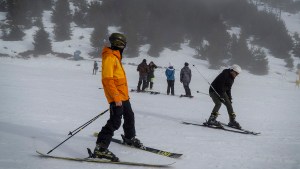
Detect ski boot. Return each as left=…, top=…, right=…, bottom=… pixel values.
left=121, top=135, right=145, bottom=149
left=93, top=144, right=119, bottom=162
left=228, top=119, right=242, bottom=129
left=204, top=114, right=222, bottom=128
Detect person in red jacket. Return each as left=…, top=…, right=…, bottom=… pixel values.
left=94, top=33, right=143, bottom=162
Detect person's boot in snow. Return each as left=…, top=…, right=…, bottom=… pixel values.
left=228, top=116, right=241, bottom=129
left=93, top=144, right=119, bottom=162
left=122, top=135, right=145, bottom=149
left=205, top=114, right=222, bottom=127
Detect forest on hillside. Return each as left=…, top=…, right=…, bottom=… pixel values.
left=1, top=0, right=300, bottom=75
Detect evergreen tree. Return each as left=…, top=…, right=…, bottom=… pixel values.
left=293, top=33, right=300, bottom=58
left=6, top=0, right=31, bottom=26
left=90, top=25, right=107, bottom=52
left=284, top=57, right=294, bottom=70
left=230, top=31, right=253, bottom=70
left=3, top=0, right=28, bottom=40
left=73, top=0, right=88, bottom=27
left=3, top=25, right=25, bottom=41
left=33, top=17, right=43, bottom=28
left=205, top=21, right=231, bottom=69
left=86, top=1, right=102, bottom=27
left=0, top=0, right=7, bottom=12
left=205, top=41, right=224, bottom=69
left=33, top=26, right=52, bottom=55
left=229, top=34, right=239, bottom=59
left=40, top=0, right=52, bottom=10
left=122, top=29, right=140, bottom=58
left=248, top=47, right=269, bottom=75
left=52, top=0, right=72, bottom=41
left=27, top=0, right=43, bottom=18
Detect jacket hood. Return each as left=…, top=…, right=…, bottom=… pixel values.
left=168, top=66, right=174, bottom=70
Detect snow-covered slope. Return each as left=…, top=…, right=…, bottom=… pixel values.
left=0, top=51, right=300, bottom=169
left=1, top=3, right=300, bottom=169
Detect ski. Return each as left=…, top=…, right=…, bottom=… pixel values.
left=114, top=136, right=182, bottom=158
left=219, top=122, right=261, bottom=135
left=182, top=121, right=258, bottom=135
left=36, top=150, right=174, bottom=168
left=159, top=93, right=181, bottom=97
left=130, top=89, right=160, bottom=95
left=93, top=133, right=182, bottom=158
left=179, top=95, right=194, bottom=98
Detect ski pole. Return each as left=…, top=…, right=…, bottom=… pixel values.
left=47, top=109, right=109, bottom=154
left=196, top=90, right=209, bottom=95
left=192, top=65, right=221, bottom=98
left=68, top=108, right=108, bottom=135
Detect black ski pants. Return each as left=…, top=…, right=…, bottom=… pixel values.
left=183, top=82, right=191, bottom=96
left=167, top=80, right=175, bottom=95
left=96, top=100, right=136, bottom=148
left=137, top=75, right=147, bottom=91
left=147, top=76, right=154, bottom=89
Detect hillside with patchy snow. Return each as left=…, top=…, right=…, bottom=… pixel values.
left=0, top=2, right=300, bottom=169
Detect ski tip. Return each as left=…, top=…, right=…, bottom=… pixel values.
left=168, top=162, right=177, bottom=166
left=252, top=132, right=261, bottom=135
left=170, top=154, right=183, bottom=158
left=36, top=150, right=47, bottom=156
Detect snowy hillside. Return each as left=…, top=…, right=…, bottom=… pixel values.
left=1, top=2, right=300, bottom=169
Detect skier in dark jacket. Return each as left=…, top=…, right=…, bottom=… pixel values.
left=137, top=59, right=149, bottom=91
left=165, top=64, right=175, bottom=95
left=205, top=64, right=242, bottom=129
left=180, top=62, right=192, bottom=96
left=93, top=61, right=98, bottom=75
left=146, top=61, right=157, bottom=90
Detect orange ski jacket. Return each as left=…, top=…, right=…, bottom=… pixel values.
left=101, top=47, right=129, bottom=103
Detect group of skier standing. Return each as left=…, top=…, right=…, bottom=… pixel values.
left=94, top=33, right=243, bottom=161
left=137, top=59, right=192, bottom=97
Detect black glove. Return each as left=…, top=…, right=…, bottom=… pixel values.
left=220, top=98, right=225, bottom=103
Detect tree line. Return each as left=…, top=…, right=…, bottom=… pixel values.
left=1, top=0, right=300, bottom=75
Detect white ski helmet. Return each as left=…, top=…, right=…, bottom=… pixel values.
left=231, top=64, right=242, bottom=74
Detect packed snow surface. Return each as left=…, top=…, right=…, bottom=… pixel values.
left=0, top=54, right=299, bottom=169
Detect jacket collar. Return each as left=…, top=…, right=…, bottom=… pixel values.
left=102, top=46, right=121, bottom=60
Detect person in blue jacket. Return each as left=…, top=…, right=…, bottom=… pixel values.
left=165, top=64, right=175, bottom=95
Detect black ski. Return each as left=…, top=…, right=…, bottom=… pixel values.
left=130, top=89, right=160, bottom=95
left=159, top=93, right=181, bottom=97
left=182, top=121, right=258, bottom=135
left=219, top=122, right=261, bottom=135
left=113, top=137, right=182, bottom=158
left=36, top=150, right=174, bottom=167
left=179, top=95, right=194, bottom=98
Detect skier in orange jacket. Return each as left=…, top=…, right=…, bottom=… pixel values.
left=94, top=33, right=144, bottom=161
